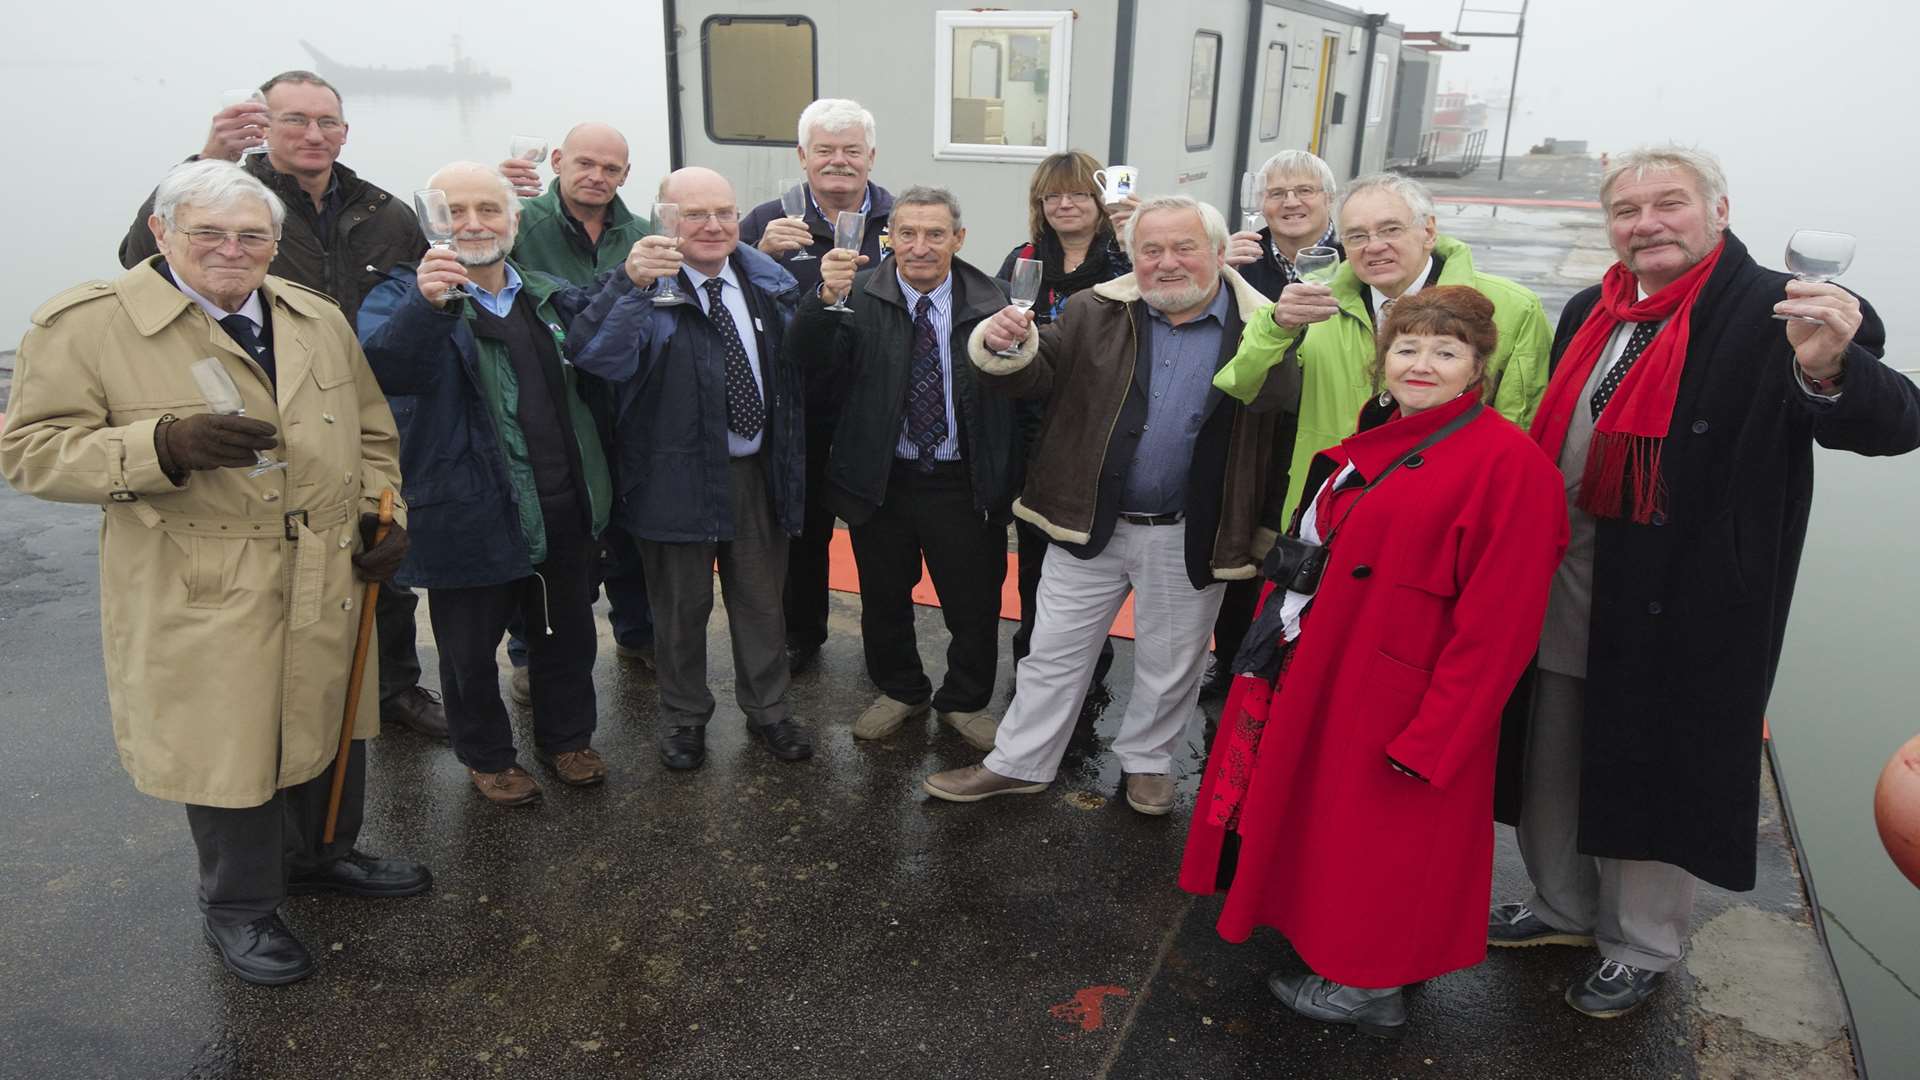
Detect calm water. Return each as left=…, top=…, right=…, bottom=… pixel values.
left=3, top=5, right=1917, bottom=1073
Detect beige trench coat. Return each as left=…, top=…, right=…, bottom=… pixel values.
left=0, top=258, right=406, bottom=808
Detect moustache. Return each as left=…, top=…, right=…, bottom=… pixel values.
left=819, top=167, right=858, bottom=176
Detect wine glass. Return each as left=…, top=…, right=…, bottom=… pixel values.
left=190, top=357, right=287, bottom=477
left=651, top=203, right=686, bottom=306
left=412, top=189, right=469, bottom=300
left=778, top=179, right=816, bottom=262
left=823, top=210, right=866, bottom=313
left=507, top=135, right=547, bottom=197
left=1239, top=171, right=1260, bottom=217
left=1774, top=229, right=1856, bottom=323
left=221, top=89, right=269, bottom=158
left=1293, top=245, right=1341, bottom=285
left=996, top=257, right=1043, bottom=357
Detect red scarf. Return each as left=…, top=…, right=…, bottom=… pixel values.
left=1528, top=240, right=1725, bottom=522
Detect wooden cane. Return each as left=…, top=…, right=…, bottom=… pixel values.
left=323, top=489, right=394, bottom=845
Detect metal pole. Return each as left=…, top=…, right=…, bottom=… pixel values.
left=1495, top=0, right=1527, bottom=180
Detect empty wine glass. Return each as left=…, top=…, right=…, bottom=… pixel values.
left=1774, top=229, right=1856, bottom=323
left=996, top=257, right=1043, bottom=357
left=778, top=180, right=816, bottom=262
left=507, top=135, right=547, bottom=196
left=1239, top=171, right=1261, bottom=226
left=412, top=189, right=469, bottom=300
left=220, top=89, right=269, bottom=158
left=651, top=203, right=686, bottom=306
left=823, top=210, right=866, bottom=313
left=1293, top=245, right=1341, bottom=285
left=190, top=357, right=286, bottom=477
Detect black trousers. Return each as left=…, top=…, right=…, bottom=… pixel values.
left=1013, top=517, right=1115, bottom=676
left=184, top=740, right=365, bottom=926
left=847, top=460, right=1006, bottom=714
left=784, top=424, right=837, bottom=650
left=1212, top=577, right=1262, bottom=666
left=427, top=499, right=599, bottom=773
left=374, top=583, right=422, bottom=701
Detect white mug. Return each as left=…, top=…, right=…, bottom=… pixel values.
left=1092, top=165, right=1138, bottom=204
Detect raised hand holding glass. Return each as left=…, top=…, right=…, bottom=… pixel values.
left=1774, top=230, right=1856, bottom=323
left=412, top=189, right=469, bottom=300
left=651, top=203, right=686, bottom=306
left=996, top=257, right=1043, bottom=357
left=1293, top=245, right=1340, bottom=285
left=823, top=210, right=866, bottom=313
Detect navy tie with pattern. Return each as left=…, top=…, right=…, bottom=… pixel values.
left=702, top=278, right=764, bottom=439
left=218, top=313, right=275, bottom=388
left=907, top=294, right=947, bottom=471
left=1589, top=319, right=1661, bottom=419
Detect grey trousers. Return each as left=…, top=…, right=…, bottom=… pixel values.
left=184, top=740, right=365, bottom=926
left=635, top=455, right=792, bottom=732
left=1516, top=671, right=1698, bottom=971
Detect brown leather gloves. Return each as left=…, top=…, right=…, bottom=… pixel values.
left=352, top=512, right=410, bottom=583
left=155, top=413, right=278, bottom=476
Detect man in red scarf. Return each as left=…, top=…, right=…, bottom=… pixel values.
left=1489, top=146, right=1920, bottom=1019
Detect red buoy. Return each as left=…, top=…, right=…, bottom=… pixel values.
left=1874, top=733, right=1920, bottom=888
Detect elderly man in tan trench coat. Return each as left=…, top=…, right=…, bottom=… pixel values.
left=0, top=160, right=431, bottom=987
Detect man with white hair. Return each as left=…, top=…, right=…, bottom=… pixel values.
left=923, top=195, right=1296, bottom=813
left=739, top=98, right=897, bottom=676
left=358, top=162, right=616, bottom=807
left=1216, top=173, right=1552, bottom=525
left=1226, top=149, right=1344, bottom=300
left=1488, top=146, right=1919, bottom=1018
left=3, top=159, right=428, bottom=986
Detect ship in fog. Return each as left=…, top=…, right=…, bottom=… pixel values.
left=299, top=35, right=509, bottom=96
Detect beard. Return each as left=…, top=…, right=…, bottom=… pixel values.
left=453, top=231, right=513, bottom=268
left=1140, top=273, right=1215, bottom=315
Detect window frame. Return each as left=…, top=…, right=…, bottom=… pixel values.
left=932, top=8, right=1075, bottom=163
left=1185, top=30, right=1224, bottom=152
left=1258, top=41, right=1288, bottom=141
left=1367, top=53, right=1390, bottom=125
left=700, top=14, right=821, bottom=147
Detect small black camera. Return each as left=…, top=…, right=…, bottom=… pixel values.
left=1262, top=535, right=1331, bottom=596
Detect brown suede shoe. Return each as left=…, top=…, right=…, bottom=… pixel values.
left=1124, top=773, right=1175, bottom=816
left=469, top=765, right=542, bottom=806
left=538, top=747, right=608, bottom=787
left=923, top=764, right=1048, bottom=803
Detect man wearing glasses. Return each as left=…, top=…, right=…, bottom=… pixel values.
left=118, top=70, right=444, bottom=745
left=1225, top=150, right=1345, bottom=300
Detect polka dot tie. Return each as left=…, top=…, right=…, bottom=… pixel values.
left=703, top=277, right=764, bottom=440
left=1590, top=320, right=1661, bottom=420
left=1374, top=297, right=1395, bottom=341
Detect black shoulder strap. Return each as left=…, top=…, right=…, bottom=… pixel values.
left=1322, top=402, right=1484, bottom=545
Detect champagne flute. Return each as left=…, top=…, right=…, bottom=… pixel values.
left=507, top=135, right=547, bottom=197
left=220, top=89, right=270, bottom=158
left=778, top=179, right=816, bottom=262
left=1293, top=245, right=1341, bottom=285
left=190, top=357, right=287, bottom=477
left=1239, top=171, right=1260, bottom=217
left=412, top=189, right=469, bottom=300
left=651, top=203, right=686, bottom=306
left=996, top=257, right=1043, bottom=357
left=823, top=210, right=866, bottom=313
left=1774, top=229, right=1856, bottom=323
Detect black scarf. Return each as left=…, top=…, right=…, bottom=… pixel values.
left=1034, top=226, right=1115, bottom=298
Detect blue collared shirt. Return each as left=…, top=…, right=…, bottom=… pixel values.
left=894, top=270, right=960, bottom=463
left=466, top=262, right=524, bottom=318
left=1119, top=284, right=1230, bottom=514
left=684, top=260, right=767, bottom=458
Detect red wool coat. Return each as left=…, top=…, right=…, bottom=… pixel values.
left=1179, top=393, right=1568, bottom=989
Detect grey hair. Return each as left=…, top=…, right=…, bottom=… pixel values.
left=1258, top=149, right=1337, bottom=199
left=1601, top=144, right=1728, bottom=209
left=430, top=162, right=522, bottom=223
left=1120, top=195, right=1230, bottom=255
left=797, top=98, right=876, bottom=149
left=893, top=185, right=963, bottom=229
left=1335, top=173, right=1436, bottom=229
left=154, top=159, right=286, bottom=231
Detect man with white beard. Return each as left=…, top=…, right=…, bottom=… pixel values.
left=923, top=196, right=1295, bottom=813
left=357, top=162, right=616, bottom=807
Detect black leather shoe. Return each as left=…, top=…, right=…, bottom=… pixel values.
left=786, top=641, right=821, bottom=675
left=748, top=718, right=814, bottom=762
left=1267, top=970, right=1407, bottom=1039
left=287, top=850, right=433, bottom=898
left=381, top=685, right=449, bottom=740
left=203, top=914, right=314, bottom=986
left=659, top=726, right=707, bottom=770
left=1198, top=653, right=1229, bottom=701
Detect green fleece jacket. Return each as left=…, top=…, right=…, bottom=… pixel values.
left=1213, top=233, right=1551, bottom=521
left=512, top=188, right=651, bottom=286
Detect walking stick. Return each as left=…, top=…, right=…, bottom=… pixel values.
left=323, top=489, right=394, bottom=845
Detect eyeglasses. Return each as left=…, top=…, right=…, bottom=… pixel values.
left=177, top=228, right=278, bottom=252
left=1264, top=185, right=1323, bottom=202
left=272, top=113, right=346, bottom=135
left=1342, top=223, right=1411, bottom=246
left=681, top=210, right=740, bottom=225
left=1041, top=192, right=1096, bottom=206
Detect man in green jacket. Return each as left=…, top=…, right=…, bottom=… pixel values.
left=1214, top=174, right=1551, bottom=522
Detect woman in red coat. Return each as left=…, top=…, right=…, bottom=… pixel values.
left=1179, top=286, right=1568, bottom=1037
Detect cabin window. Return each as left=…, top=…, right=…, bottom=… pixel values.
left=933, top=9, right=1075, bottom=162
left=1259, top=42, right=1288, bottom=141
left=1186, top=31, right=1223, bottom=152
left=1368, top=53, right=1390, bottom=124
left=701, top=15, right=819, bottom=145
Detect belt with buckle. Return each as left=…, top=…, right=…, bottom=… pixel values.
left=1118, top=511, right=1183, bottom=526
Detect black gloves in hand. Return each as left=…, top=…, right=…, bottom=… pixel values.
left=157, top=413, right=279, bottom=472
left=351, top=512, right=410, bottom=583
